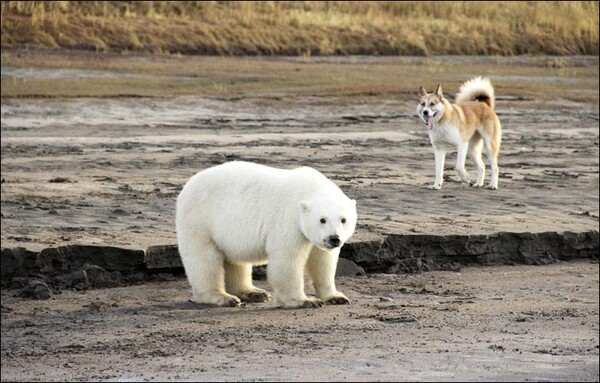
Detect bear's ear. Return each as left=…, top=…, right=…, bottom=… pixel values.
left=299, top=200, right=312, bottom=213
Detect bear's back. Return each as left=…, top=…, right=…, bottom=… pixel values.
left=178, top=162, right=301, bottom=220
left=187, top=161, right=335, bottom=198
left=177, top=161, right=346, bottom=220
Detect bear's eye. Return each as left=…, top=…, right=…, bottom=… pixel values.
left=341, top=218, right=347, bottom=224
left=320, top=218, right=326, bottom=224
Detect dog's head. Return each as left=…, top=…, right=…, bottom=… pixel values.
left=417, top=84, right=446, bottom=130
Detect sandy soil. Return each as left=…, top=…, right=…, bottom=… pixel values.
left=1, top=52, right=599, bottom=381
left=1, top=261, right=598, bottom=382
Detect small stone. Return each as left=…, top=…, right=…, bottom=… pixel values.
left=16, top=279, right=52, bottom=300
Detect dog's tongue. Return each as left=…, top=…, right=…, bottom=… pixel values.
left=427, top=116, right=434, bottom=130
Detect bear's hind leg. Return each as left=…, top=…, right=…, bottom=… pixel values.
left=224, top=262, right=271, bottom=303
left=180, top=237, right=241, bottom=307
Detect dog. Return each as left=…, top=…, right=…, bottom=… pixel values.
left=417, top=77, right=502, bottom=190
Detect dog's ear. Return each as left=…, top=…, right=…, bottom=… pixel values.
left=435, top=84, right=443, bottom=98
left=419, top=86, right=427, bottom=97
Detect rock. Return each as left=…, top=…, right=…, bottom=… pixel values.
left=336, top=258, right=367, bottom=277
left=251, top=265, right=268, bottom=280
left=84, top=264, right=122, bottom=288
left=1, top=230, right=597, bottom=294
left=341, top=230, right=599, bottom=274
left=55, top=270, right=89, bottom=290
left=54, top=264, right=122, bottom=290
left=36, top=245, right=146, bottom=275
left=1, top=247, right=39, bottom=287
left=144, top=245, right=182, bottom=270
left=15, top=278, right=53, bottom=300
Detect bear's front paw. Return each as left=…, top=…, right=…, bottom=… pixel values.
left=301, top=298, right=325, bottom=308
left=214, top=294, right=241, bottom=307
left=213, top=293, right=242, bottom=307
left=224, top=297, right=242, bottom=307
left=325, top=296, right=350, bottom=305
left=240, top=289, right=272, bottom=303
left=277, top=296, right=324, bottom=309
left=190, top=292, right=242, bottom=307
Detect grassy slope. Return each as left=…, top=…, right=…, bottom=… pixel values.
left=1, top=1, right=598, bottom=56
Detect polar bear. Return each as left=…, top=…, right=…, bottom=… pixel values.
left=176, top=161, right=357, bottom=309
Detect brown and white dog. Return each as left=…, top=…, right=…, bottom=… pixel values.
left=417, top=77, right=502, bottom=190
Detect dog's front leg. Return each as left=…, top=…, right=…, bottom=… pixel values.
left=430, top=147, right=446, bottom=189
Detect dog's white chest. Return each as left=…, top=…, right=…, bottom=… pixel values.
left=429, top=123, right=463, bottom=150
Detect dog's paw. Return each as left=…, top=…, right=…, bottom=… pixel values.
left=428, top=184, right=442, bottom=190
left=471, top=183, right=484, bottom=188
left=487, top=185, right=498, bottom=190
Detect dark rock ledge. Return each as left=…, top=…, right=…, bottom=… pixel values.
left=1, top=230, right=598, bottom=299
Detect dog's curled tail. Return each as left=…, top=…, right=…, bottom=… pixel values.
left=455, top=76, right=495, bottom=110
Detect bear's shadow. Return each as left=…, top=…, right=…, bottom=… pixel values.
left=148, top=299, right=329, bottom=313
left=149, top=300, right=288, bottom=313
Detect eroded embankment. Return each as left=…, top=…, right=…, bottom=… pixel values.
left=2, top=230, right=597, bottom=300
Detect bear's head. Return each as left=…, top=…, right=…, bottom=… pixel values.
left=299, top=198, right=357, bottom=251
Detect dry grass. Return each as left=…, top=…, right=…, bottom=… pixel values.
left=1, top=1, right=598, bottom=56
left=2, top=50, right=598, bottom=108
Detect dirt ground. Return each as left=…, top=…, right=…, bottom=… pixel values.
left=0, top=261, right=597, bottom=382
left=1, top=51, right=599, bottom=381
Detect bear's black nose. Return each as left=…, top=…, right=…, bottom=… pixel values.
left=328, top=235, right=341, bottom=248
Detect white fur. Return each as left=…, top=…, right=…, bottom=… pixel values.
left=428, top=122, right=466, bottom=189
left=456, top=76, right=495, bottom=110
left=175, top=161, right=357, bottom=308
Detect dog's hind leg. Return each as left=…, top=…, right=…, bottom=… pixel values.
left=482, top=131, right=500, bottom=190
left=469, top=133, right=485, bottom=187
left=455, top=142, right=471, bottom=185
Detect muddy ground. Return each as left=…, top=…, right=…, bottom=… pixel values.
left=1, top=51, right=599, bottom=381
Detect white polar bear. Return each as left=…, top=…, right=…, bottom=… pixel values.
left=176, top=161, right=357, bottom=309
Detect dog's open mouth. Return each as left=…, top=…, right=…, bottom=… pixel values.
left=424, top=111, right=438, bottom=130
